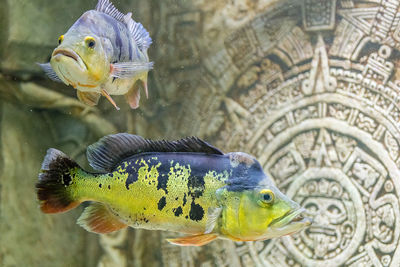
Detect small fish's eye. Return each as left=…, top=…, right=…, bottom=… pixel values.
left=85, top=36, right=96, bottom=49
left=259, top=189, right=275, bottom=205
left=58, top=35, right=64, bottom=45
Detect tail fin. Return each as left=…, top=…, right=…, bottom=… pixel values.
left=36, top=148, right=81, bottom=213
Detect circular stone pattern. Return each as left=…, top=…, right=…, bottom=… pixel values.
left=285, top=168, right=366, bottom=266
left=136, top=0, right=400, bottom=266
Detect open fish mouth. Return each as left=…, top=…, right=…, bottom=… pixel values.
left=269, top=208, right=312, bottom=228
left=52, top=48, right=87, bottom=70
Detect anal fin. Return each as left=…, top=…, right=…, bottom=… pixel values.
left=77, top=202, right=127, bottom=234
left=77, top=91, right=101, bottom=106
left=166, top=233, right=218, bottom=246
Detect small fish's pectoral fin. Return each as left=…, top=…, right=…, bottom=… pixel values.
left=110, top=61, right=153, bottom=79
left=125, top=81, right=141, bottom=109
left=37, top=62, right=63, bottom=82
left=101, top=89, right=120, bottom=110
left=167, top=233, right=218, bottom=246
left=77, top=202, right=127, bottom=234
left=77, top=91, right=101, bottom=106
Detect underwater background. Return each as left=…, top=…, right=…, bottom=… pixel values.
left=2, top=0, right=400, bottom=266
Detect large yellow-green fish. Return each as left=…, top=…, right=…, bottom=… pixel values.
left=39, top=0, right=153, bottom=110
left=36, top=134, right=311, bottom=246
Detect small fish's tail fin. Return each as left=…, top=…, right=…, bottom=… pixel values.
left=36, top=148, right=81, bottom=213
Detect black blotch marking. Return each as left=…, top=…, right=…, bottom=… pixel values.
left=112, top=77, right=117, bottom=83
left=60, top=168, right=73, bottom=186
left=144, top=207, right=146, bottom=211
left=173, top=206, right=183, bottom=217
left=182, top=193, right=187, bottom=206
left=189, top=200, right=204, bottom=221
left=108, top=185, right=111, bottom=189
left=185, top=215, right=188, bottom=219
left=175, top=197, right=178, bottom=200
left=158, top=196, right=166, bottom=211
left=187, top=174, right=205, bottom=198
left=157, top=173, right=168, bottom=194
left=125, top=167, right=138, bottom=190
left=99, top=184, right=102, bottom=188
left=109, top=173, right=114, bottom=178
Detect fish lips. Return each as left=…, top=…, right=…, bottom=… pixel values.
left=269, top=208, right=312, bottom=229
left=52, top=48, right=87, bottom=71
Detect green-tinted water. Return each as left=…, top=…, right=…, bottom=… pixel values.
left=1, top=0, right=400, bottom=266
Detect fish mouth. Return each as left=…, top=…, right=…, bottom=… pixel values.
left=52, top=48, right=87, bottom=70
left=270, top=208, right=312, bottom=228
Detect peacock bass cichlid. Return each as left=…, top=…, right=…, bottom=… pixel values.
left=36, top=134, right=311, bottom=246
left=39, top=0, right=153, bottom=110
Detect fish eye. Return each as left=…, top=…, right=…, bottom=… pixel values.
left=58, top=35, right=64, bottom=45
left=85, top=36, right=96, bottom=49
left=258, top=189, right=275, bottom=206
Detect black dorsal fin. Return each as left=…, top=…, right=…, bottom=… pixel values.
left=87, top=133, right=224, bottom=172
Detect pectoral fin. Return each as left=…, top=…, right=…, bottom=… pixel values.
left=205, top=207, right=222, bottom=234
left=77, top=91, right=101, bottom=106
left=37, top=62, right=63, bottom=82
left=110, top=61, right=153, bottom=79
left=77, top=202, right=127, bottom=234
left=125, top=81, right=141, bottom=109
left=166, top=233, right=218, bottom=246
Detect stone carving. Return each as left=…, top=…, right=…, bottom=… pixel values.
left=146, top=0, right=400, bottom=266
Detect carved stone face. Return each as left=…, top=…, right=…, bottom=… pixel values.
left=303, top=196, right=348, bottom=258
left=281, top=175, right=362, bottom=265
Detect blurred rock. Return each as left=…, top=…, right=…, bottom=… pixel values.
left=0, top=101, right=101, bottom=267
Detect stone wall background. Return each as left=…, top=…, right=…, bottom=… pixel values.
left=2, top=0, right=400, bottom=266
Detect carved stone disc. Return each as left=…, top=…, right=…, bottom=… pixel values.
left=97, top=0, right=400, bottom=266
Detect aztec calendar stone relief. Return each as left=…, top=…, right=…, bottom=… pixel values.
left=97, top=0, right=400, bottom=266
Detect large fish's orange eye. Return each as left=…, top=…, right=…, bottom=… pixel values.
left=85, top=36, right=96, bottom=49
left=58, top=35, right=64, bottom=44
left=258, top=189, right=275, bottom=206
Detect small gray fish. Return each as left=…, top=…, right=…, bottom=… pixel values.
left=39, top=0, right=153, bottom=110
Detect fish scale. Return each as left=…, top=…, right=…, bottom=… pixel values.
left=69, top=153, right=229, bottom=233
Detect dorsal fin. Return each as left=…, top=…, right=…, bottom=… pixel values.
left=123, top=13, right=152, bottom=50
left=87, top=133, right=224, bottom=172
left=95, top=0, right=125, bottom=21
left=96, top=0, right=152, bottom=51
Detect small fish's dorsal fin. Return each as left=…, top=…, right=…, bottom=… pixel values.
left=87, top=133, right=224, bottom=172
left=123, top=12, right=152, bottom=51
left=95, top=0, right=152, bottom=51
left=95, top=0, right=125, bottom=22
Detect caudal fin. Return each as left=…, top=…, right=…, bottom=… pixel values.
left=36, top=148, right=81, bottom=213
